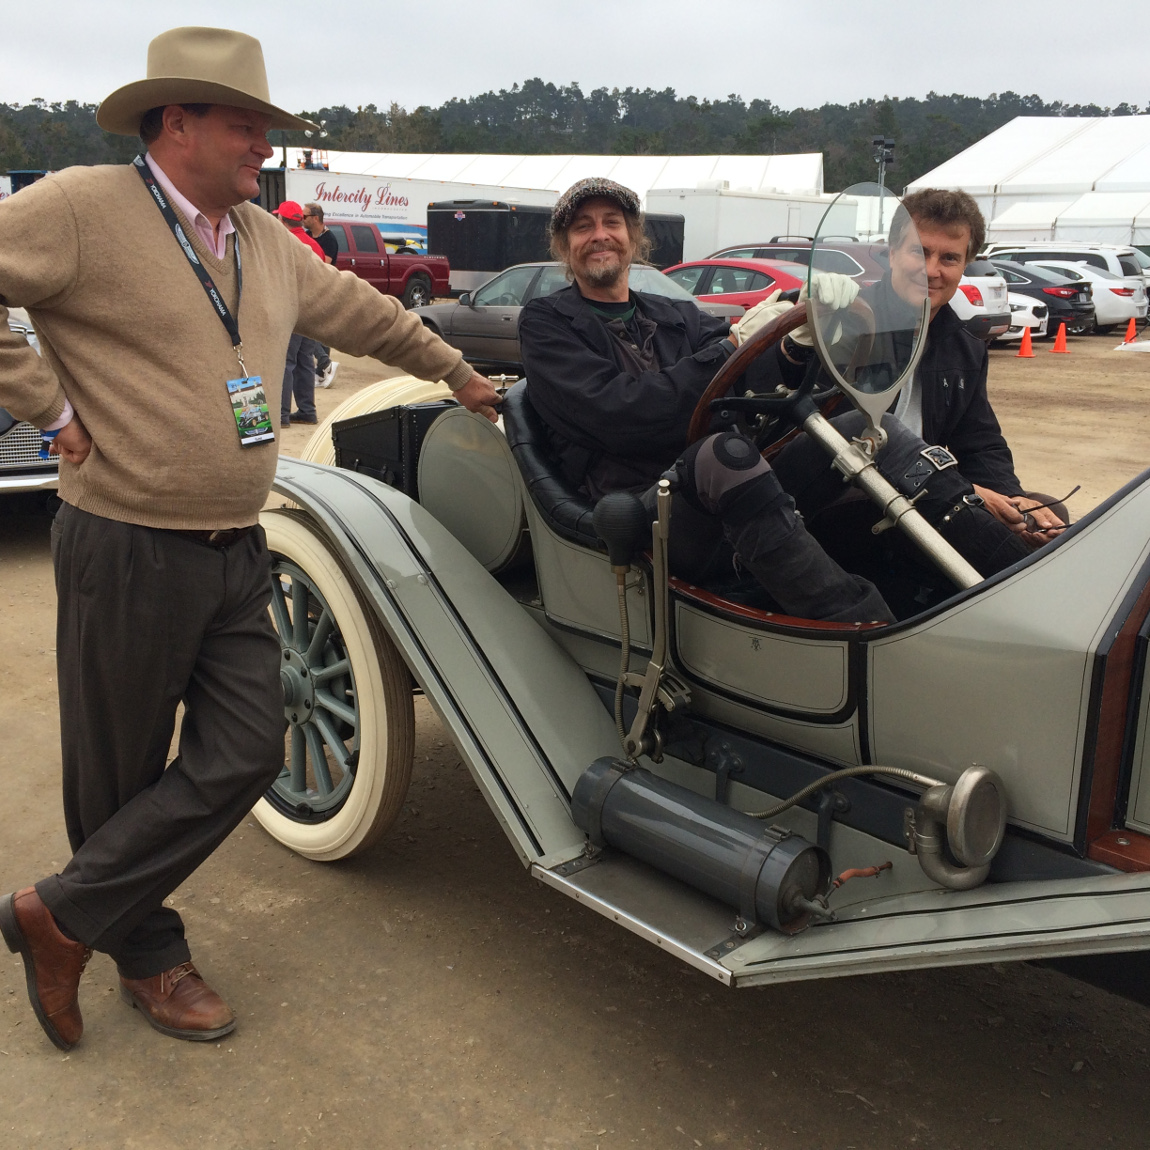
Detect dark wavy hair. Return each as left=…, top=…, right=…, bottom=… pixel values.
left=897, top=188, right=986, bottom=259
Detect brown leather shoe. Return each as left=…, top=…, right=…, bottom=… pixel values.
left=0, top=887, right=92, bottom=1050
left=119, top=962, right=236, bottom=1041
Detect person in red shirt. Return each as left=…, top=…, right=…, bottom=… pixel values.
left=275, top=200, right=326, bottom=424
left=274, top=199, right=325, bottom=259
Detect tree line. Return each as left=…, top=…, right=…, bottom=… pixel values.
left=3, top=85, right=1146, bottom=192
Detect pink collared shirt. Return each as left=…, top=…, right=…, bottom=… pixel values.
left=144, top=153, right=236, bottom=259
left=45, top=154, right=238, bottom=432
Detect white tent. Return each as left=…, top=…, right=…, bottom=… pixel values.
left=907, top=116, right=1150, bottom=247
left=978, top=200, right=1074, bottom=242
left=1054, top=191, right=1150, bottom=243
left=270, top=149, right=825, bottom=200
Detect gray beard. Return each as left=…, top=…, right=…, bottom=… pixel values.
left=581, top=259, right=625, bottom=287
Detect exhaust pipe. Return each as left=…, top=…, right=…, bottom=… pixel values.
left=572, top=758, right=831, bottom=933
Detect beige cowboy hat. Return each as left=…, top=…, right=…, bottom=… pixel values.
left=97, top=26, right=318, bottom=136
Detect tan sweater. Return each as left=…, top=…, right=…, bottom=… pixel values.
left=0, top=164, right=473, bottom=529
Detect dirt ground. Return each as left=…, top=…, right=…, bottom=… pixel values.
left=2, top=336, right=1150, bottom=1149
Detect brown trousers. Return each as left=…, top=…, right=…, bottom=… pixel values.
left=37, top=504, right=283, bottom=979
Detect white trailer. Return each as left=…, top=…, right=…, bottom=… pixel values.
left=282, top=168, right=555, bottom=243
left=647, top=185, right=856, bottom=261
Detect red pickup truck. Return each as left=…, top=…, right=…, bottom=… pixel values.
left=325, top=221, right=450, bottom=309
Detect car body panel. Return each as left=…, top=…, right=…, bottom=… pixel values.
left=270, top=457, right=620, bottom=865
left=1029, top=261, right=1147, bottom=328
left=1128, top=666, right=1150, bottom=836
left=869, top=482, right=1150, bottom=839
left=988, top=260, right=1097, bottom=334
left=984, top=243, right=1150, bottom=292
left=707, top=240, right=888, bottom=285
left=995, top=291, right=1048, bottom=341
left=0, top=308, right=58, bottom=495
left=326, top=221, right=451, bottom=303
left=948, top=261, right=1011, bottom=340
left=663, top=258, right=805, bottom=310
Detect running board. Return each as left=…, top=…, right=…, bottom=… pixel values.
left=533, top=853, right=1150, bottom=988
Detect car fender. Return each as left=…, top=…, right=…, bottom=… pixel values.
left=271, top=456, right=620, bottom=866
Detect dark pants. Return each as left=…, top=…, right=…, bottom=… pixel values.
left=314, top=344, right=332, bottom=374
left=654, top=412, right=1027, bottom=623
left=37, top=504, right=284, bottom=979
left=282, top=333, right=317, bottom=420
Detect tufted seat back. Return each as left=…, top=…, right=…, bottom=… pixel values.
left=501, top=382, right=601, bottom=548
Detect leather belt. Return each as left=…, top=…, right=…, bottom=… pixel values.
left=169, top=526, right=256, bottom=549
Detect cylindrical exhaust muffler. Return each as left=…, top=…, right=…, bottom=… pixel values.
left=572, top=758, right=831, bottom=933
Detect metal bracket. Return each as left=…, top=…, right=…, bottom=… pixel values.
left=704, top=921, right=766, bottom=961
left=708, top=741, right=746, bottom=803
left=903, top=806, right=918, bottom=855
left=621, top=481, right=693, bottom=761
left=550, top=849, right=604, bottom=878
left=816, top=789, right=851, bottom=852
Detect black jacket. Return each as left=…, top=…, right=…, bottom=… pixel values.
left=915, top=303, right=1023, bottom=496
left=754, top=283, right=1024, bottom=497
left=520, top=286, right=738, bottom=496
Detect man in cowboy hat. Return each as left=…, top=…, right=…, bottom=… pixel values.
left=0, top=26, right=500, bottom=1050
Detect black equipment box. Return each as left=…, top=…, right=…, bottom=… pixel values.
left=332, top=400, right=457, bottom=500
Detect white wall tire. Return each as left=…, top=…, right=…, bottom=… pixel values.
left=254, top=510, right=415, bottom=860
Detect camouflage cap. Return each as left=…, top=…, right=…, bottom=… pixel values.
left=550, top=177, right=642, bottom=235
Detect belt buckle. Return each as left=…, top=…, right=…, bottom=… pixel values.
left=207, top=529, right=226, bottom=545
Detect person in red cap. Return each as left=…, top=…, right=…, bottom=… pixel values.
left=274, top=199, right=325, bottom=260
left=274, top=201, right=327, bottom=424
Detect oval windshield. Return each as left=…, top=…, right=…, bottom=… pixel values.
left=808, top=183, right=928, bottom=407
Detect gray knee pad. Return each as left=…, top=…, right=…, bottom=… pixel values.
left=678, top=432, right=775, bottom=517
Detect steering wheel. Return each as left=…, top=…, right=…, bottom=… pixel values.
left=685, top=297, right=878, bottom=447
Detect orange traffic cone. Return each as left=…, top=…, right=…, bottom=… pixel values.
left=1016, top=325, right=1035, bottom=357
left=1124, top=317, right=1138, bottom=343
left=1051, top=322, right=1069, bottom=353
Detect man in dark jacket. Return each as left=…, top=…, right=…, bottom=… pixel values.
left=892, top=189, right=1064, bottom=546
left=520, top=179, right=1029, bottom=624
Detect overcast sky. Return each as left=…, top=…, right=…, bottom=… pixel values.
left=6, top=0, right=1146, bottom=115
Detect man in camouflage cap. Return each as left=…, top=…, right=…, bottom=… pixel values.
left=549, top=177, right=642, bottom=238
left=519, top=177, right=896, bottom=622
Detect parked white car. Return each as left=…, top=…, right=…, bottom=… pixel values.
left=949, top=259, right=1010, bottom=340
left=1028, top=260, right=1148, bottom=333
left=984, top=242, right=1150, bottom=292
left=994, top=291, right=1048, bottom=342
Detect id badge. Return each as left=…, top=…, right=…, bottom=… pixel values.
left=227, top=376, right=275, bottom=447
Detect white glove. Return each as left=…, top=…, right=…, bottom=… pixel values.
left=790, top=272, right=860, bottom=347
left=730, top=289, right=794, bottom=346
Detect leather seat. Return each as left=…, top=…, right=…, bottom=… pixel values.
left=501, top=382, right=601, bottom=548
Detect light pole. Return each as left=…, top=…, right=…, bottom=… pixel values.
left=872, top=135, right=895, bottom=235
left=303, top=121, right=328, bottom=168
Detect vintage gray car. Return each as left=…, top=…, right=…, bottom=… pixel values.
left=255, top=187, right=1150, bottom=1000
